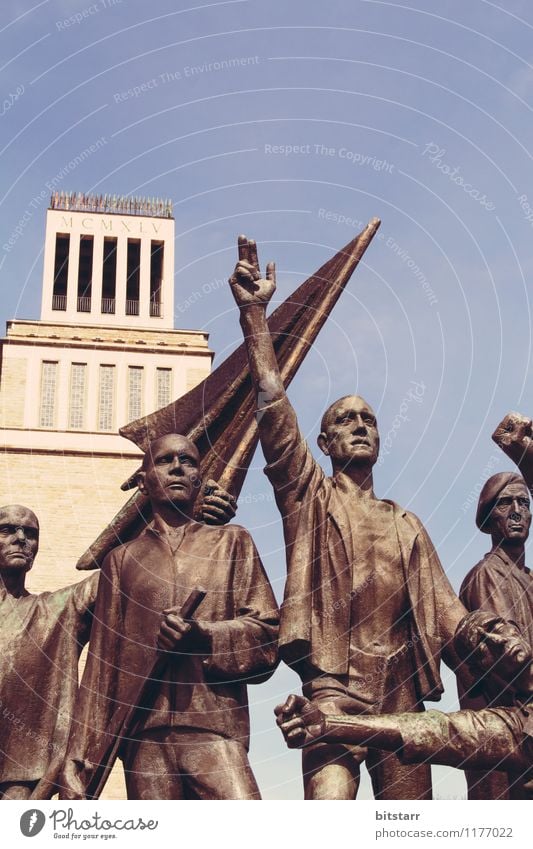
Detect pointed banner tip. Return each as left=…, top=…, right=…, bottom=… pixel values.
left=78, top=218, right=381, bottom=569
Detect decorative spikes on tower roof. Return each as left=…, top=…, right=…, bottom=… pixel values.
left=49, top=191, right=174, bottom=218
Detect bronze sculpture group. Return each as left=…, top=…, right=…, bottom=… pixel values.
left=0, top=228, right=532, bottom=801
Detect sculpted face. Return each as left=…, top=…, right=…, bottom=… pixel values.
left=137, top=434, right=201, bottom=512
left=474, top=617, right=532, bottom=681
left=488, top=482, right=531, bottom=545
left=318, top=396, right=379, bottom=468
left=0, top=505, right=39, bottom=573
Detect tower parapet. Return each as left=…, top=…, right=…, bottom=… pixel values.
left=41, top=192, right=175, bottom=328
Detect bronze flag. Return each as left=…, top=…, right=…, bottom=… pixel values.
left=76, top=219, right=380, bottom=570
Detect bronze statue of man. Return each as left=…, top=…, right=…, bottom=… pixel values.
left=459, top=470, right=533, bottom=798
left=60, top=433, right=279, bottom=800
left=228, top=236, right=467, bottom=800
left=0, top=505, right=98, bottom=800
left=0, top=480, right=236, bottom=801
left=275, top=611, right=533, bottom=800
left=461, top=473, right=532, bottom=650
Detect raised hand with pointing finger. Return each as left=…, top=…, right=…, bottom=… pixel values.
left=229, top=235, right=276, bottom=308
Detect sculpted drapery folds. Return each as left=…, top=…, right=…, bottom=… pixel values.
left=0, top=484, right=239, bottom=800
left=60, top=434, right=279, bottom=801
left=229, top=236, right=467, bottom=800
left=459, top=467, right=533, bottom=799
left=275, top=612, right=533, bottom=800
left=63, top=522, right=279, bottom=761
left=0, top=504, right=98, bottom=800
left=261, top=394, right=466, bottom=691
left=461, top=472, right=532, bottom=660
left=0, top=567, right=97, bottom=795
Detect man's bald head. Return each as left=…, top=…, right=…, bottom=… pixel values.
left=0, top=504, right=39, bottom=529
left=0, top=505, right=39, bottom=573
left=320, top=395, right=376, bottom=434
left=318, top=395, right=379, bottom=470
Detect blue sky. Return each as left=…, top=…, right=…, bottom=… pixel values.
left=1, top=0, right=532, bottom=800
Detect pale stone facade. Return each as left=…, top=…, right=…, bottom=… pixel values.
left=0, top=194, right=212, bottom=798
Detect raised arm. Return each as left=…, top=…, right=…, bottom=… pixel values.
left=229, top=235, right=283, bottom=408
left=228, top=236, right=323, bottom=506
left=492, top=412, right=533, bottom=492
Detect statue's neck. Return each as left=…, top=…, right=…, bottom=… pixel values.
left=493, top=539, right=526, bottom=568
left=152, top=505, right=194, bottom=531
left=0, top=570, right=27, bottom=598
left=332, top=463, right=375, bottom=496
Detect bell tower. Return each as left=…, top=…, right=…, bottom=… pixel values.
left=41, top=192, right=175, bottom=328
left=0, top=192, right=212, bottom=593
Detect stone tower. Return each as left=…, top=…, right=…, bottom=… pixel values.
left=0, top=192, right=212, bottom=595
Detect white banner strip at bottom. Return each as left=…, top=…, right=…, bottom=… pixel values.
left=5, top=799, right=530, bottom=848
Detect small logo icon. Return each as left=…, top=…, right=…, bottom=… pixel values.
left=20, top=809, right=46, bottom=837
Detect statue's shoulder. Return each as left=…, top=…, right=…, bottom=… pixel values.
left=381, top=498, right=424, bottom=530
left=101, top=536, right=148, bottom=570
left=462, top=551, right=504, bottom=585
left=191, top=521, right=253, bottom=543
left=1, top=589, right=36, bottom=608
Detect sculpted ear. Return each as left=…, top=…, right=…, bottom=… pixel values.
left=136, top=471, right=147, bottom=495
left=317, top=433, right=330, bottom=456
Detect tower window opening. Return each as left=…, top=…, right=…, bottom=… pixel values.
left=77, top=235, right=93, bottom=312
left=52, top=234, right=70, bottom=310
left=150, top=240, right=164, bottom=317
left=102, top=237, right=117, bottom=313
left=126, top=239, right=140, bottom=316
